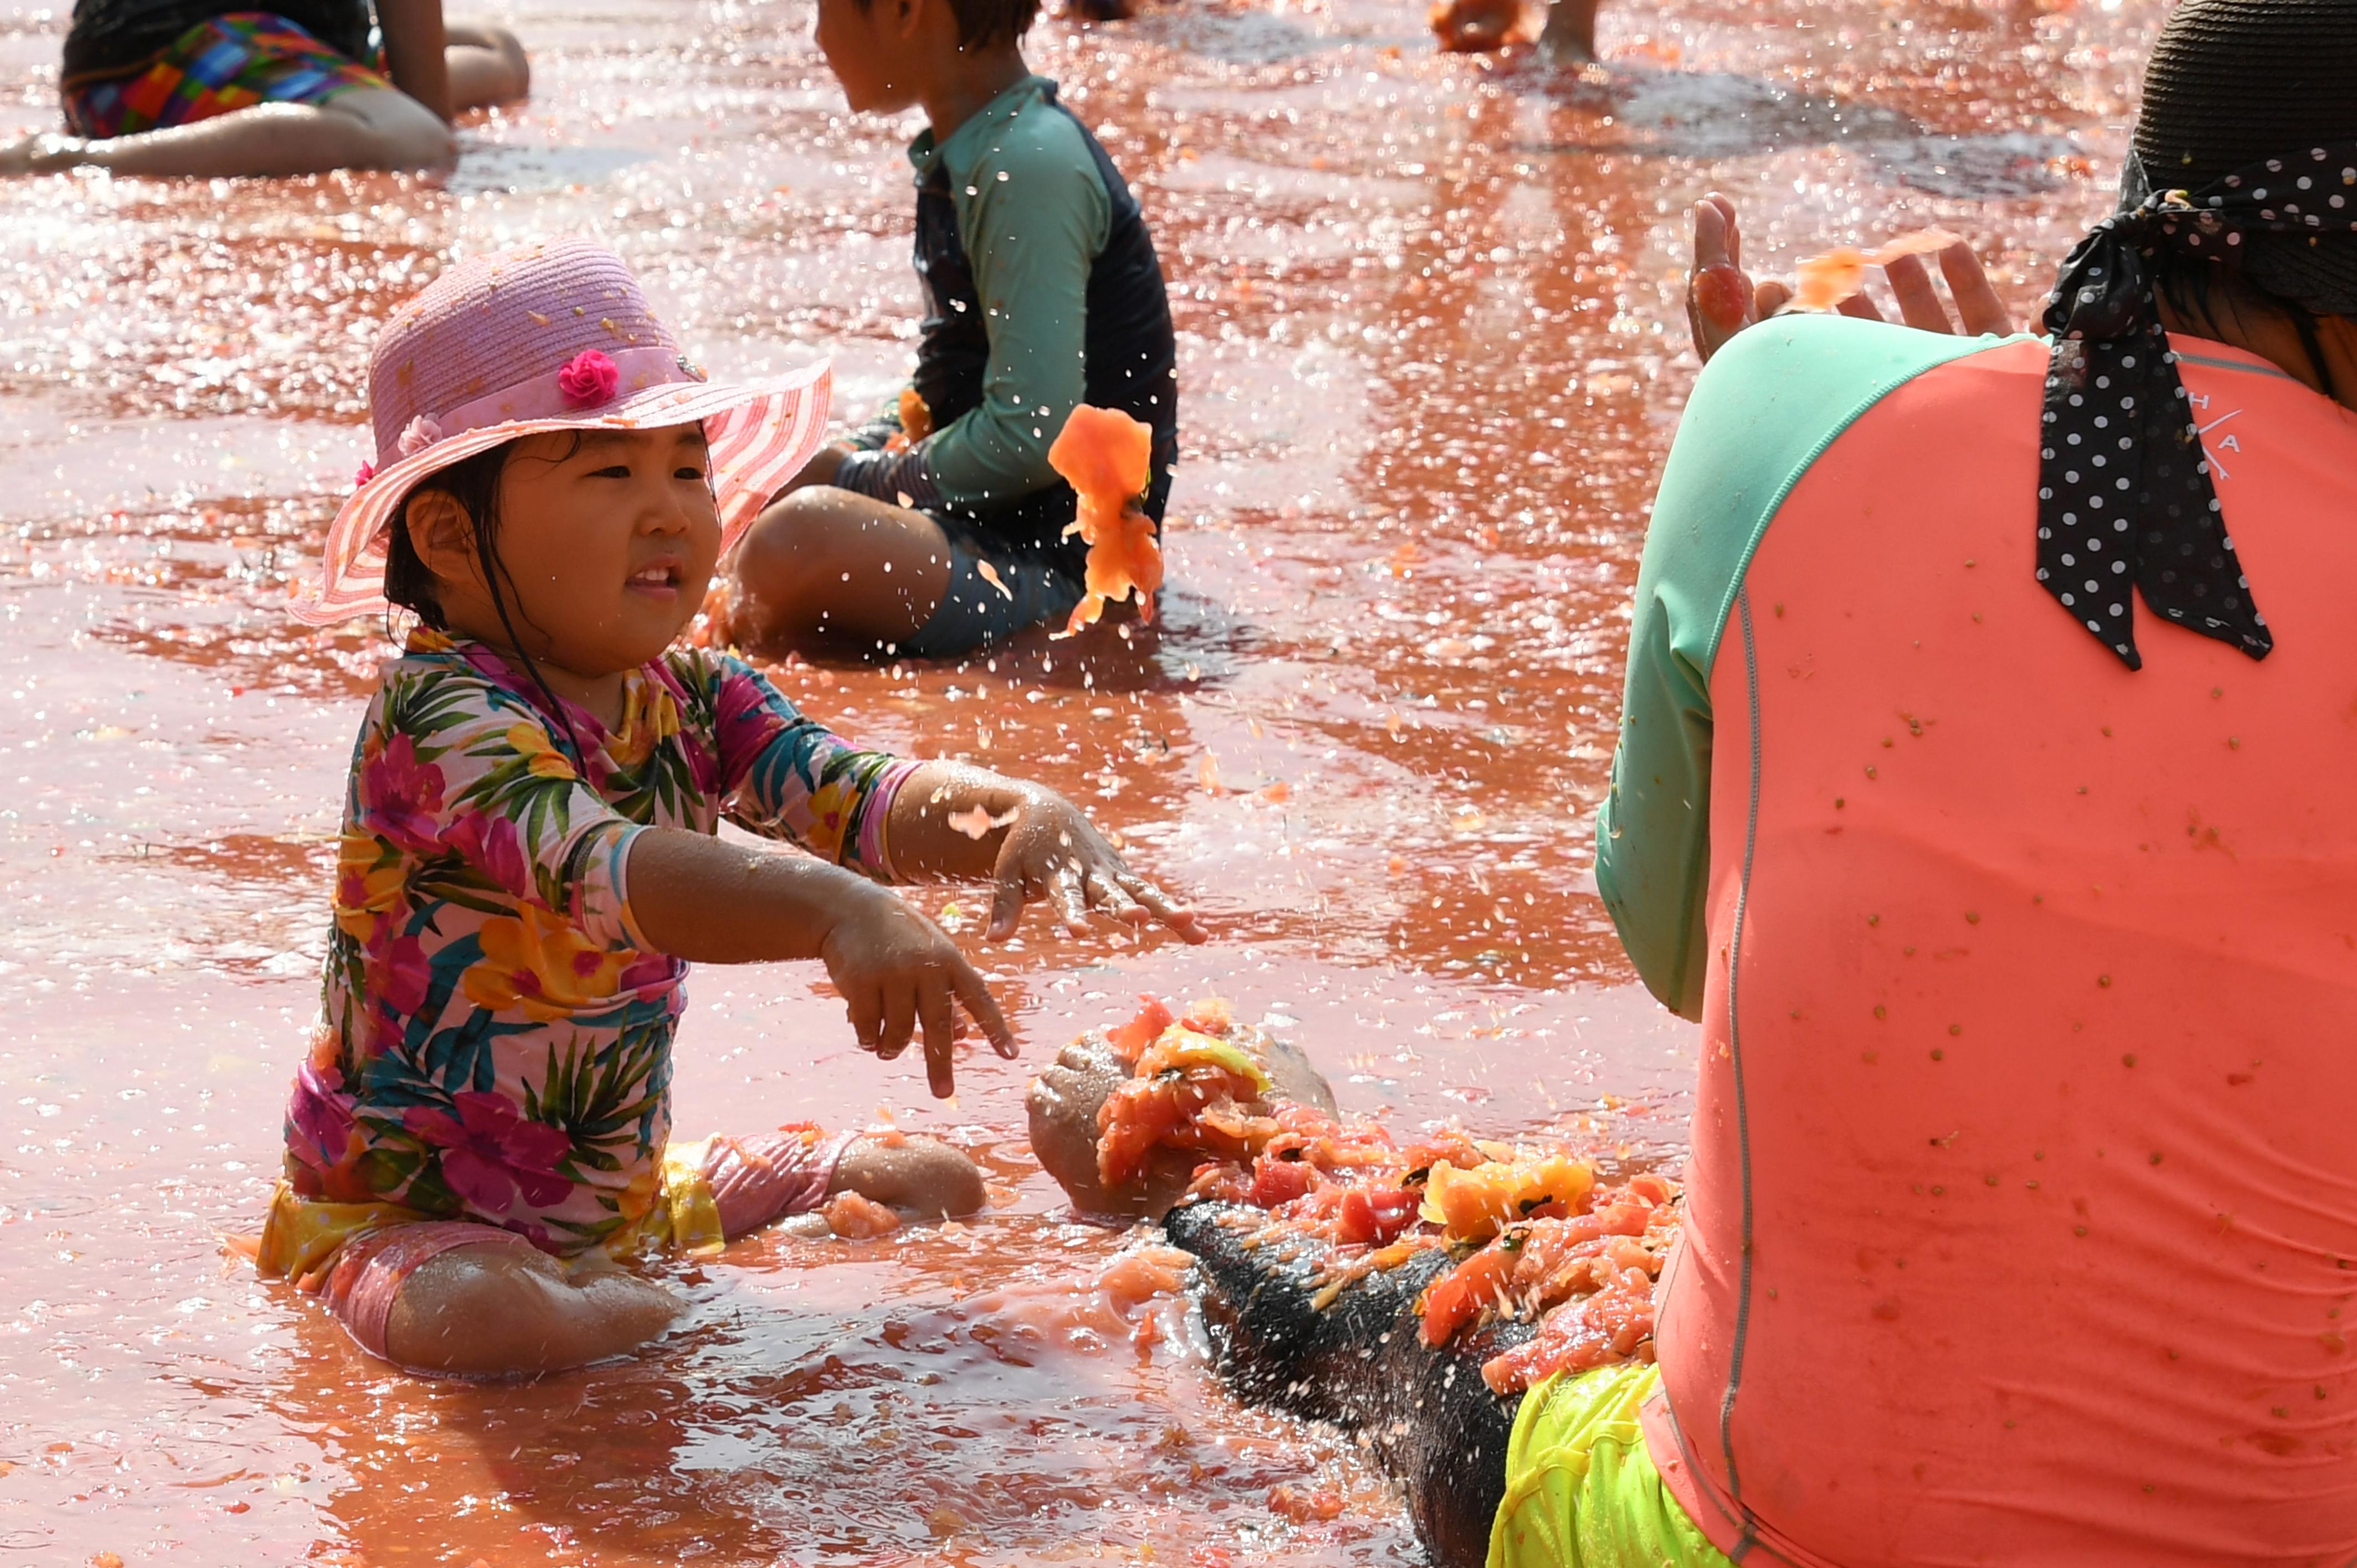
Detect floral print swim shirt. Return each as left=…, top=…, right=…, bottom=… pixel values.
left=281, top=630, right=915, bottom=1256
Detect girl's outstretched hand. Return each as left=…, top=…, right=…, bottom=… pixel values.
left=626, top=828, right=1016, bottom=1097
left=987, top=787, right=1207, bottom=944
left=1687, top=194, right=1789, bottom=365
left=1687, top=191, right=2015, bottom=366
left=881, top=762, right=1206, bottom=946
left=821, top=880, right=1017, bottom=1098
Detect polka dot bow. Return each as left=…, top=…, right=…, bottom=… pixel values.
left=2039, top=141, right=2357, bottom=669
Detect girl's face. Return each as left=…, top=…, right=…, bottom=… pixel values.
left=414, top=422, right=721, bottom=679
left=814, top=0, right=919, bottom=116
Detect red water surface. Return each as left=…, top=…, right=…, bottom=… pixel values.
left=0, top=0, right=2158, bottom=1561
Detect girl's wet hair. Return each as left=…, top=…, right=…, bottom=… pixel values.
left=849, top=0, right=1038, bottom=49
left=383, top=441, right=510, bottom=632
left=2149, top=255, right=2346, bottom=402
left=382, top=436, right=593, bottom=766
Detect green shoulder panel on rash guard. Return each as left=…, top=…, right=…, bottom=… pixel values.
left=924, top=80, right=1114, bottom=507
left=1595, top=316, right=2029, bottom=1019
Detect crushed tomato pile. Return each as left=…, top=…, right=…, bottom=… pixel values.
left=1095, top=997, right=1684, bottom=1394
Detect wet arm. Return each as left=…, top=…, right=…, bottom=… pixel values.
left=885, top=760, right=1204, bottom=941
left=712, top=653, right=919, bottom=879
left=377, top=0, right=452, bottom=121
left=919, top=133, right=1110, bottom=508
left=624, top=827, right=866, bottom=962
left=624, top=824, right=1016, bottom=1087
left=711, top=658, right=1198, bottom=940
left=1597, top=315, right=2011, bottom=1018
left=882, top=761, right=1035, bottom=880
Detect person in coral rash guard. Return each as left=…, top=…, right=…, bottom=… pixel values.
left=1586, top=2, right=2357, bottom=1564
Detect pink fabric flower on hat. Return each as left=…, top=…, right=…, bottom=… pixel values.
left=558, top=349, right=621, bottom=407
left=397, top=415, right=443, bottom=458
left=353, top=460, right=376, bottom=489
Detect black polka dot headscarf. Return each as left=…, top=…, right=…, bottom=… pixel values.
left=2039, top=141, right=2357, bottom=669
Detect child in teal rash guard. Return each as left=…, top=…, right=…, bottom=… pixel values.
left=719, top=0, right=1179, bottom=661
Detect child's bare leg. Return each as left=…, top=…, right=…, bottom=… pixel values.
left=833, top=1134, right=987, bottom=1218
left=444, top=23, right=531, bottom=110
left=0, top=87, right=452, bottom=178
left=383, top=1242, right=681, bottom=1376
left=1537, top=0, right=1602, bottom=61
left=725, top=487, right=955, bottom=658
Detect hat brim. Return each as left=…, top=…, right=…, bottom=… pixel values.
left=290, top=359, right=832, bottom=626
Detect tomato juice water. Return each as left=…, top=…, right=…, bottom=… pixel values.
left=0, top=0, right=2157, bottom=1560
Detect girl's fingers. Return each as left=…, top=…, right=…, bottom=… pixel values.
left=1755, top=278, right=1793, bottom=318
left=1052, top=862, right=1091, bottom=933
left=1085, top=868, right=1147, bottom=924
left=1118, top=872, right=1209, bottom=942
left=845, top=982, right=884, bottom=1055
left=986, top=855, right=1031, bottom=940
left=1938, top=241, right=2013, bottom=337
left=918, top=976, right=958, bottom=1098
left=1835, top=291, right=1886, bottom=322
left=1711, top=192, right=1742, bottom=270
left=1883, top=252, right=1953, bottom=333
left=948, top=955, right=1018, bottom=1059
left=987, top=827, right=1059, bottom=940
left=1692, top=197, right=1731, bottom=272
left=877, top=982, right=917, bottom=1061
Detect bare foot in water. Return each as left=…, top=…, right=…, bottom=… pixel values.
left=1430, top=0, right=1535, bottom=53
left=1536, top=0, right=1601, bottom=63
left=0, top=134, right=75, bottom=177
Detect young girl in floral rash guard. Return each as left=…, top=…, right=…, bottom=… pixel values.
left=261, top=239, right=1203, bottom=1378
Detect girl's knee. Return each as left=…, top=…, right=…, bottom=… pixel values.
left=446, top=24, right=532, bottom=102
left=379, top=1242, right=558, bottom=1368
left=380, top=1244, right=677, bottom=1375
left=731, top=491, right=862, bottom=611
left=833, top=1134, right=986, bottom=1218
left=745, top=487, right=854, bottom=555
left=324, top=87, right=456, bottom=171
left=492, top=25, right=531, bottom=75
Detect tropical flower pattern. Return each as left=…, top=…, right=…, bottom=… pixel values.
left=282, top=629, right=914, bottom=1255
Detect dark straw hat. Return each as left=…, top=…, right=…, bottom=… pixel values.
left=2128, top=0, right=2357, bottom=314
left=2029, top=0, right=2357, bottom=671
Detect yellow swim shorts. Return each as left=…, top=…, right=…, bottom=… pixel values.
left=255, top=1137, right=735, bottom=1285
left=1488, top=1362, right=1733, bottom=1568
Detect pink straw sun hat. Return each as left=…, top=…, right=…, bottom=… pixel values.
left=293, top=238, right=831, bottom=626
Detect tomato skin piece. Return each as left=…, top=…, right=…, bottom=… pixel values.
left=1252, top=1156, right=1315, bottom=1208
left=1179, top=997, right=1235, bottom=1036
left=1267, top=1484, right=1345, bottom=1524
left=1419, top=1272, right=1475, bottom=1348
left=1629, top=1172, right=1677, bottom=1205
left=1597, top=1203, right=1653, bottom=1237
left=1421, top=1241, right=1514, bottom=1347
left=1107, top=996, right=1176, bottom=1062
left=1336, top=1189, right=1379, bottom=1246
left=1694, top=262, right=1751, bottom=332
left=1335, top=1187, right=1422, bottom=1246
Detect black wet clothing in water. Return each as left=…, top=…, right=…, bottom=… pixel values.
left=1165, top=1200, right=1526, bottom=1568
left=63, top=0, right=372, bottom=84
